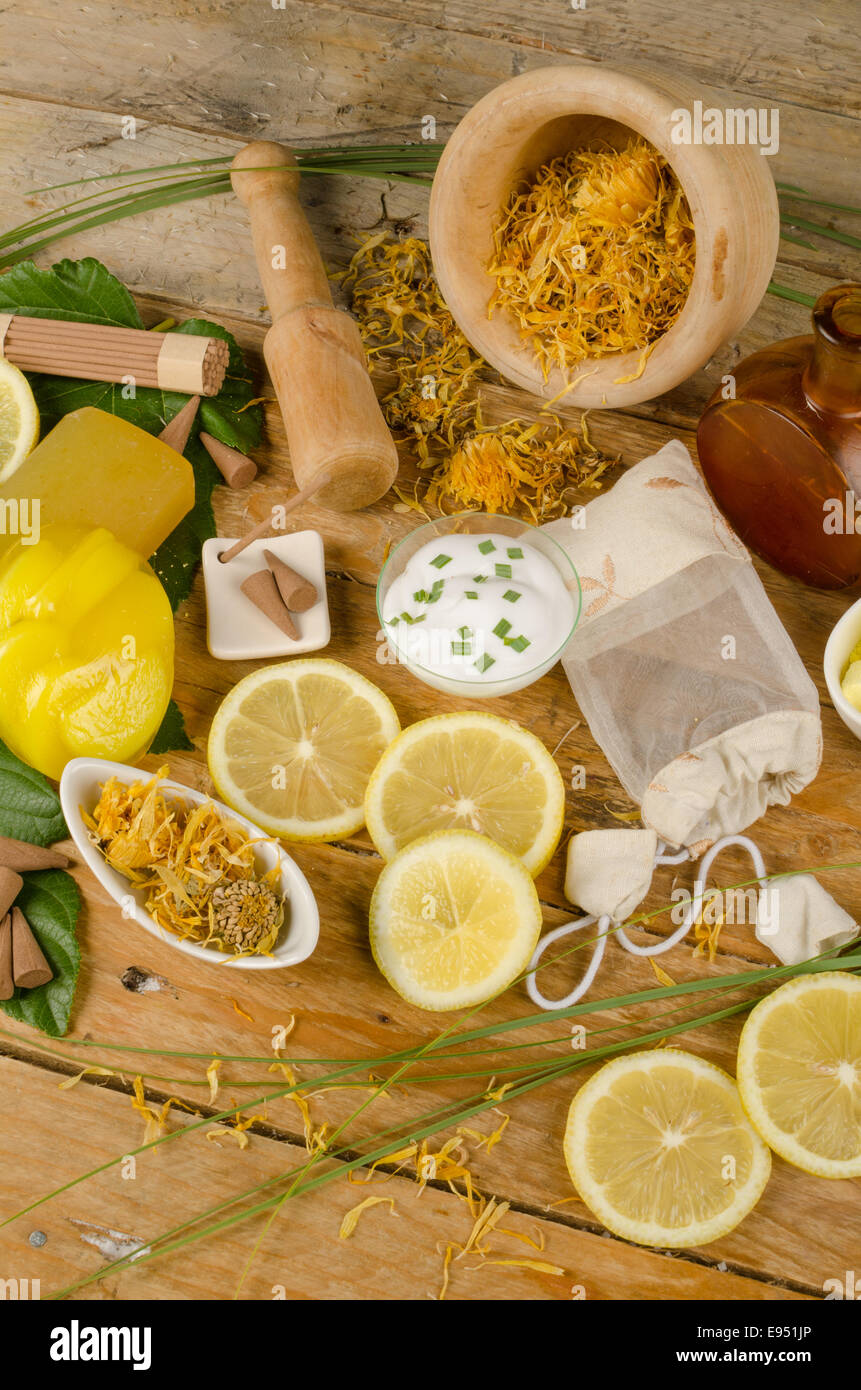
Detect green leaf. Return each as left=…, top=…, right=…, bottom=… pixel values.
left=0, top=739, right=67, bottom=845
left=150, top=699, right=194, bottom=755
left=0, top=870, right=81, bottom=1038
left=0, top=259, right=263, bottom=610
left=0, top=255, right=142, bottom=327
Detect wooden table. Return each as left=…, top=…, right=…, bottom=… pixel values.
left=0, top=0, right=859, bottom=1302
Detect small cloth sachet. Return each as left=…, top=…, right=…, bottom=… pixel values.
left=565, top=828, right=658, bottom=923
left=756, top=874, right=858, bottom=965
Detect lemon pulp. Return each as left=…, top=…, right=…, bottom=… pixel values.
left=564, top=1050, right=771, bottom=1248
left=208, top=659, right=400, bottom=841
left=737, top=973, right=861, bottom=1178
left=369, top=829, right=542, bottom=1010
left=365, top=711, right=564, bottom=875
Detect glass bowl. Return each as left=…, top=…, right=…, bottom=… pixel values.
left=376, top=512, right=581, bottom=697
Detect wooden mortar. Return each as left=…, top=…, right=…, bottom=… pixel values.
left=231, top=141, right=398, bottom=511
left=429, top=65, right=780, bottom=409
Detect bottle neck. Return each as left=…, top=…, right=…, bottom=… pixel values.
left=802, top=283, right=861, bottom=417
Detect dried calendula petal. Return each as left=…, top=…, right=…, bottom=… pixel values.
left=86, top=771, right=285, bottom=956
left=489, top=138, right=695, bottom=378
left=338, top=1195, right=397, bottom=1240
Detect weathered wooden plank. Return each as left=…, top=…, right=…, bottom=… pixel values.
left=0, top=0, right=858, bottom=142
left=0, top=1052, right=812, bottom=1299
left=0, top=0, right=858, bottom=1304
left=3, top=95, right=857, bottom=446
left=1, top=802, right=857, bottom=1296
left=0, top=1050, right=812, bottom=1301
left=335, top=0, right=861, bottom=120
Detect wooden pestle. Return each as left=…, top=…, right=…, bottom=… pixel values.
left=230, top=142, right=398, bottom=513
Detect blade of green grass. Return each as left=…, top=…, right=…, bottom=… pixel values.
left=48, top=988, right=763, bottom=1300
left=767, top=282, right=816, bottom=308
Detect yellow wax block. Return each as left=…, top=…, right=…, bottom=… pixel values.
left=0, top=407, right=195, bottom=558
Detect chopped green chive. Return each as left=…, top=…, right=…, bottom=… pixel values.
left=430, top=553, right=452, bottom=569
left=473, top=575, right=488, bottom=584
left=458, top=626, right=472, bottom=639
left=474, top=653, right=496, bottom=673
left=493, top=618, right=512, bottom=639
left=495, top=563, right=513, bottom=579
left=506, top=546, right=523, bottom=559
left=451, top=640, right=472, bottom=656
left=414, top=579, right=444, bottom=604
left=399, top=611, right=426, bottom=625
left=464, top=590, right=479, bottom=600
left=505, top=634, right=531, bottom=653
left=502, top=589, right=521, bottom=603
left=477, top=540, right=496, bottom=554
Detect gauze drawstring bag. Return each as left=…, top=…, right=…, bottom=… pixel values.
left=525, top=440, right=824, bottom=1009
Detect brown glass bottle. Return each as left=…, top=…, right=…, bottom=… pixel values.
left=697, top=284, right=861, bottom=588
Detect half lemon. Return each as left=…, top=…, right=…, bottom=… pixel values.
left=208, top=659, right=400, bottom=841
left=737, top=972, right=861, bottom=1179
left=564, top=1049, right=771, bottom=1248
left=0, top=359, right=39, bottom=483
left=369, top=828, right=542, bottom=1010
left=364, top=710, right=565, bottom=876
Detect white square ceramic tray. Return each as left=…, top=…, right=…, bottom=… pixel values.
left=203, top=530, right=330, bottom=661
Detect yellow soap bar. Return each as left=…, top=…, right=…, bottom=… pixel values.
left=0, top=407, right=195, bottom=559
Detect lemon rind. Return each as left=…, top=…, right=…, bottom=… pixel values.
left=208, top=658, right=400, bottom=843
left=736, top=972, right=861, bottom=1180
left=364, top=710, right=565, bottom=876
left=564, top=1048, right=772, bottom=1249
left=369, top=828, right=543, bottom=1011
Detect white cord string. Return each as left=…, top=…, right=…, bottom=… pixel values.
left=525, top=913, right=610, bottom=1010
left=525, top=833, right=770, bottom=1009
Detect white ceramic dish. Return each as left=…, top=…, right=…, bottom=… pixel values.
left=823, top=595, right=861, bottom=741
left=59, top=758, right=320, bottom=970
left=202, top=530, right=330, bottom=661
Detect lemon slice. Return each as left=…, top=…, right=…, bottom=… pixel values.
left=0, top=359, right=39, bottom=483
left=564, top=1049, right=771, bottom=1248
left=364, top=711, right=565, bottom=876
left=737, top=972, right=861, bottom=1179
left=208, top=659, right=400, bottom=841
left=369, top=829, right=542, bottom=1010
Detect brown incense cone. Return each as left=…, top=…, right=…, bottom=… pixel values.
left=159, top=394, right=201, bottom=454
left=0, top=867, right=23, bottom=921
left=11, top=907, right=53, bottom=989
left=241, top=570, right=299, bottom=639
left=0, top=835, right=70, bottom=872
left=0, top=915, right=13, bottom=1000
left=200, top=432, right=258, bottom=489
left=263, top=550, right=318, bottom=613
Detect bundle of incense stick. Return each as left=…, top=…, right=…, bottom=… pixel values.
left=0, top=314, right=229, bottom=395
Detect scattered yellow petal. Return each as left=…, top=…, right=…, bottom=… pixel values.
left=497, top=1224, right=546, bottom=1252
left=477, top=1258, right=566, bottom=1276
left=130, top=1076, right=192, bottom=1146
left=437, top=1241, right=459, bottom=1301
left=458, top=1111, right=510, bottom=1154
left=692, top=893, right=725, bottom=962
left=338, top=1195, right=397, bottom=1240
left=459, top=1198, right=511, bottom=1258
left=348, top=1143, right=419, bottom=1185
left=230, top=997, right=254, bottom=1022
left=58, top=1066, right=115, bottom=1090
left=649, top=960, right=677, bottom=988
left=205, top=1112, right=264, bottom=1149
left=206, top=1058, right=221, bottom=1105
